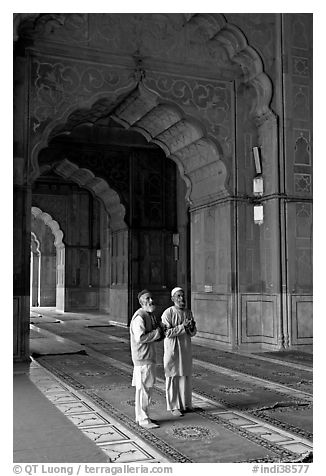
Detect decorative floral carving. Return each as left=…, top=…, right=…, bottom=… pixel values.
left=293, top=57, right=309, bottom=78
left=30, top=58, right=134, bottom=133
left=145, top=74, right=232, bottom=155
left=296, top=203, right=311, bottom=218
left=294, top=174, right=311, bottom=193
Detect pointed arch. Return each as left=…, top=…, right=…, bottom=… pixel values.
left=38, top=160, right=127, bottom=231
left=30, top=232, right=41, bottom=254
left=31, top=84, right=228, bottom=206
left=31, top=207, right=64, bottom=248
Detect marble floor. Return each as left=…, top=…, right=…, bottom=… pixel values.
left=13, top=307, right=313, bottom=464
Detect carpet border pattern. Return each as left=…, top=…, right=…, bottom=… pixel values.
left=191, top=386, right=312, bottom=441
left=37, top=357, right=193, bottom=463
left=37, top=356, right=307, bottom=464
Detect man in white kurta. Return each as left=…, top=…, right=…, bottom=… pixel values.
left=130, top=290, right=163, bottom=429
left=161, top=287, right=197, bottom=417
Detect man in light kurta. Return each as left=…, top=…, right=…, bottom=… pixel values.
left=130, top=290, right=163, bottom=429
left=161, top=287, right=197, bottom=417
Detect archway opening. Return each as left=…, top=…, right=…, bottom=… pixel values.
left=31, top=206, right=65, bottom=312
left=34, top=109, right=190, bottom=323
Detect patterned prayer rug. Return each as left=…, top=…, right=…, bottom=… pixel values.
left=35, top=353, right=311, bottom=463
left=88, top=325, right=313, bottom=393
left=32, top=322, right=313, bottom=441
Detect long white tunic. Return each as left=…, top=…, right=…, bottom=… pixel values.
left=161, top=306, right=197, bottom=377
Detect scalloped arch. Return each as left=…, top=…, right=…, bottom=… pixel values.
left=31, top=207, right=64, bottom=248
left=39, top=160, right=127, bottom=231
left=110, top=83, right=228, bottom=204
left=30, top=231, right=41, bottom=254
left=31, top=83, right=228, bottom=206
left=179, top=13, right=273, bottom=117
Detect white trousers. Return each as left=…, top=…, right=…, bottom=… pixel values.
left=165, top=375, right=192, bottom=411
left=132, top=364, right=156, bottom=424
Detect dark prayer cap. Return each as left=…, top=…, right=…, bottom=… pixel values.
left=138, top=289, right=151, bottom=301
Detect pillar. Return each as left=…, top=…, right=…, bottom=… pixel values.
left=13, top=49, right=31, bottom=363
left=30, top=250, right=40, bottom=307
left=56, top=246, right=65, bottom=312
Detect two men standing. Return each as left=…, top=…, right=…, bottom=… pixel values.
left=129, top=287, right=197, bottom=428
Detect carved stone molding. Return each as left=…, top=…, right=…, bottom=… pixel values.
left=29, top=57, right=136, bottom=138
left=294, top=173, right=311, bottom=194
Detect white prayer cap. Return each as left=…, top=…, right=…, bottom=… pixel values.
left=171, top=287, right=184, bottom=297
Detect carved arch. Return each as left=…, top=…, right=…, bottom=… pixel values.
left=31, top=84, right=228, bottom=206
left=184, top=14, right=273, bottom=118
left=31, top=207, right=64, bottom=248
left=21, top=13, right=275, bottom=204
left=30, top=232, right=41, bottom=254
left=39, top=160, right=127, bottom=231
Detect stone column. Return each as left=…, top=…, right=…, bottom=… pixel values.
left=13, top=177, right=32, bottom=363
left=39, top=252, right=56, bottom=306
left=30, top=250, right=40, bottom=307
left=176, top=174, right=190, bottom=304
left=13, top=50, right=31, bottom=363
left=110, top=227, right=129, bottom=325
left=40, top=245, right=56, bottom=307
left=56, top=246, right=65, bottom=312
